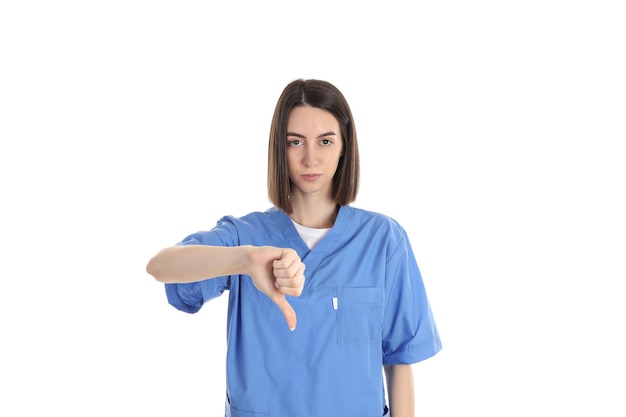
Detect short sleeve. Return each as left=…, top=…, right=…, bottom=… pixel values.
left=163, top=217, right=240, bottom=314
left=381, top=228, right=442, bottom=365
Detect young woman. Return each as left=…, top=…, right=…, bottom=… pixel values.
left=146, top=79, right=442, bottom=417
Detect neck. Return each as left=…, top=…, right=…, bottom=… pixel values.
left=289, top=194, right=338, bottom=229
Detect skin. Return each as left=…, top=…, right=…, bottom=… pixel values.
left=146, top=104, right=414, bottom=416
left=385, top=364, right=415, bottom=417
left=286, top=105, right=343, bottom=228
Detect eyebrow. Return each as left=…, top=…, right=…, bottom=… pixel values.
left=286, top=131, right=337, bottom=139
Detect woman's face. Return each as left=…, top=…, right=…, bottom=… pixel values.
left=286, top=105, right=343, bottom=200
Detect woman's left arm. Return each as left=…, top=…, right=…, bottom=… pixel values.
left=384, top=364, right=415, bottom=417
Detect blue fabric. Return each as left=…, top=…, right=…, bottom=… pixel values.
left=165, top=206, right=442, bottom=417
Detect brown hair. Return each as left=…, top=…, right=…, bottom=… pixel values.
left=267, top=79, right=360, bottom=213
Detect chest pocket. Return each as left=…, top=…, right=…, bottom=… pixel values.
left=337, top=287, right=383, bottom=344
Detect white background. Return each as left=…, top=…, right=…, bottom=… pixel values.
left=1, top=1, right=625, bottom=415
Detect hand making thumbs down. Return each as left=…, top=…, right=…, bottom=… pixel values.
left=246, top=246, right=306, bottom=331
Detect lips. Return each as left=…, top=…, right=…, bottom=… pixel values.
left=302, top=174, right=320, bottom=181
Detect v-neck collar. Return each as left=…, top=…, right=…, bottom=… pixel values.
left=269, top=205, right=353, bottom=272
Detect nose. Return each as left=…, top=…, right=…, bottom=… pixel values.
left=302, top=143, right=317, bottom=167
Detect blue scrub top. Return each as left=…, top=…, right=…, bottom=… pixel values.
left=165, top=206, right=442, bottom=417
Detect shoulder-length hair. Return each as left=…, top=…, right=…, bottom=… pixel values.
left=267, top=79, right=360, bottom=213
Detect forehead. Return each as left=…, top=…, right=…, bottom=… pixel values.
left=287, top=106, right=339, bottom=133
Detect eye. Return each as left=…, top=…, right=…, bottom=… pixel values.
left=288, top=139, right=302, bottom=147
left=320, top=139, right=333, bottom=146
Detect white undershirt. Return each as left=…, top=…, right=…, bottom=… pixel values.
left=290, top=220, right=331, bottom=249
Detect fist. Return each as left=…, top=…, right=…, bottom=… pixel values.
left=272, top=248, right=306, bottom=297
left=247, top=246, right=306, bottom=331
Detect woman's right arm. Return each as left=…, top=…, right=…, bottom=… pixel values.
left=146, top=245, right=254, bottom=284
left=146, top=245, right=305, bottom=330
